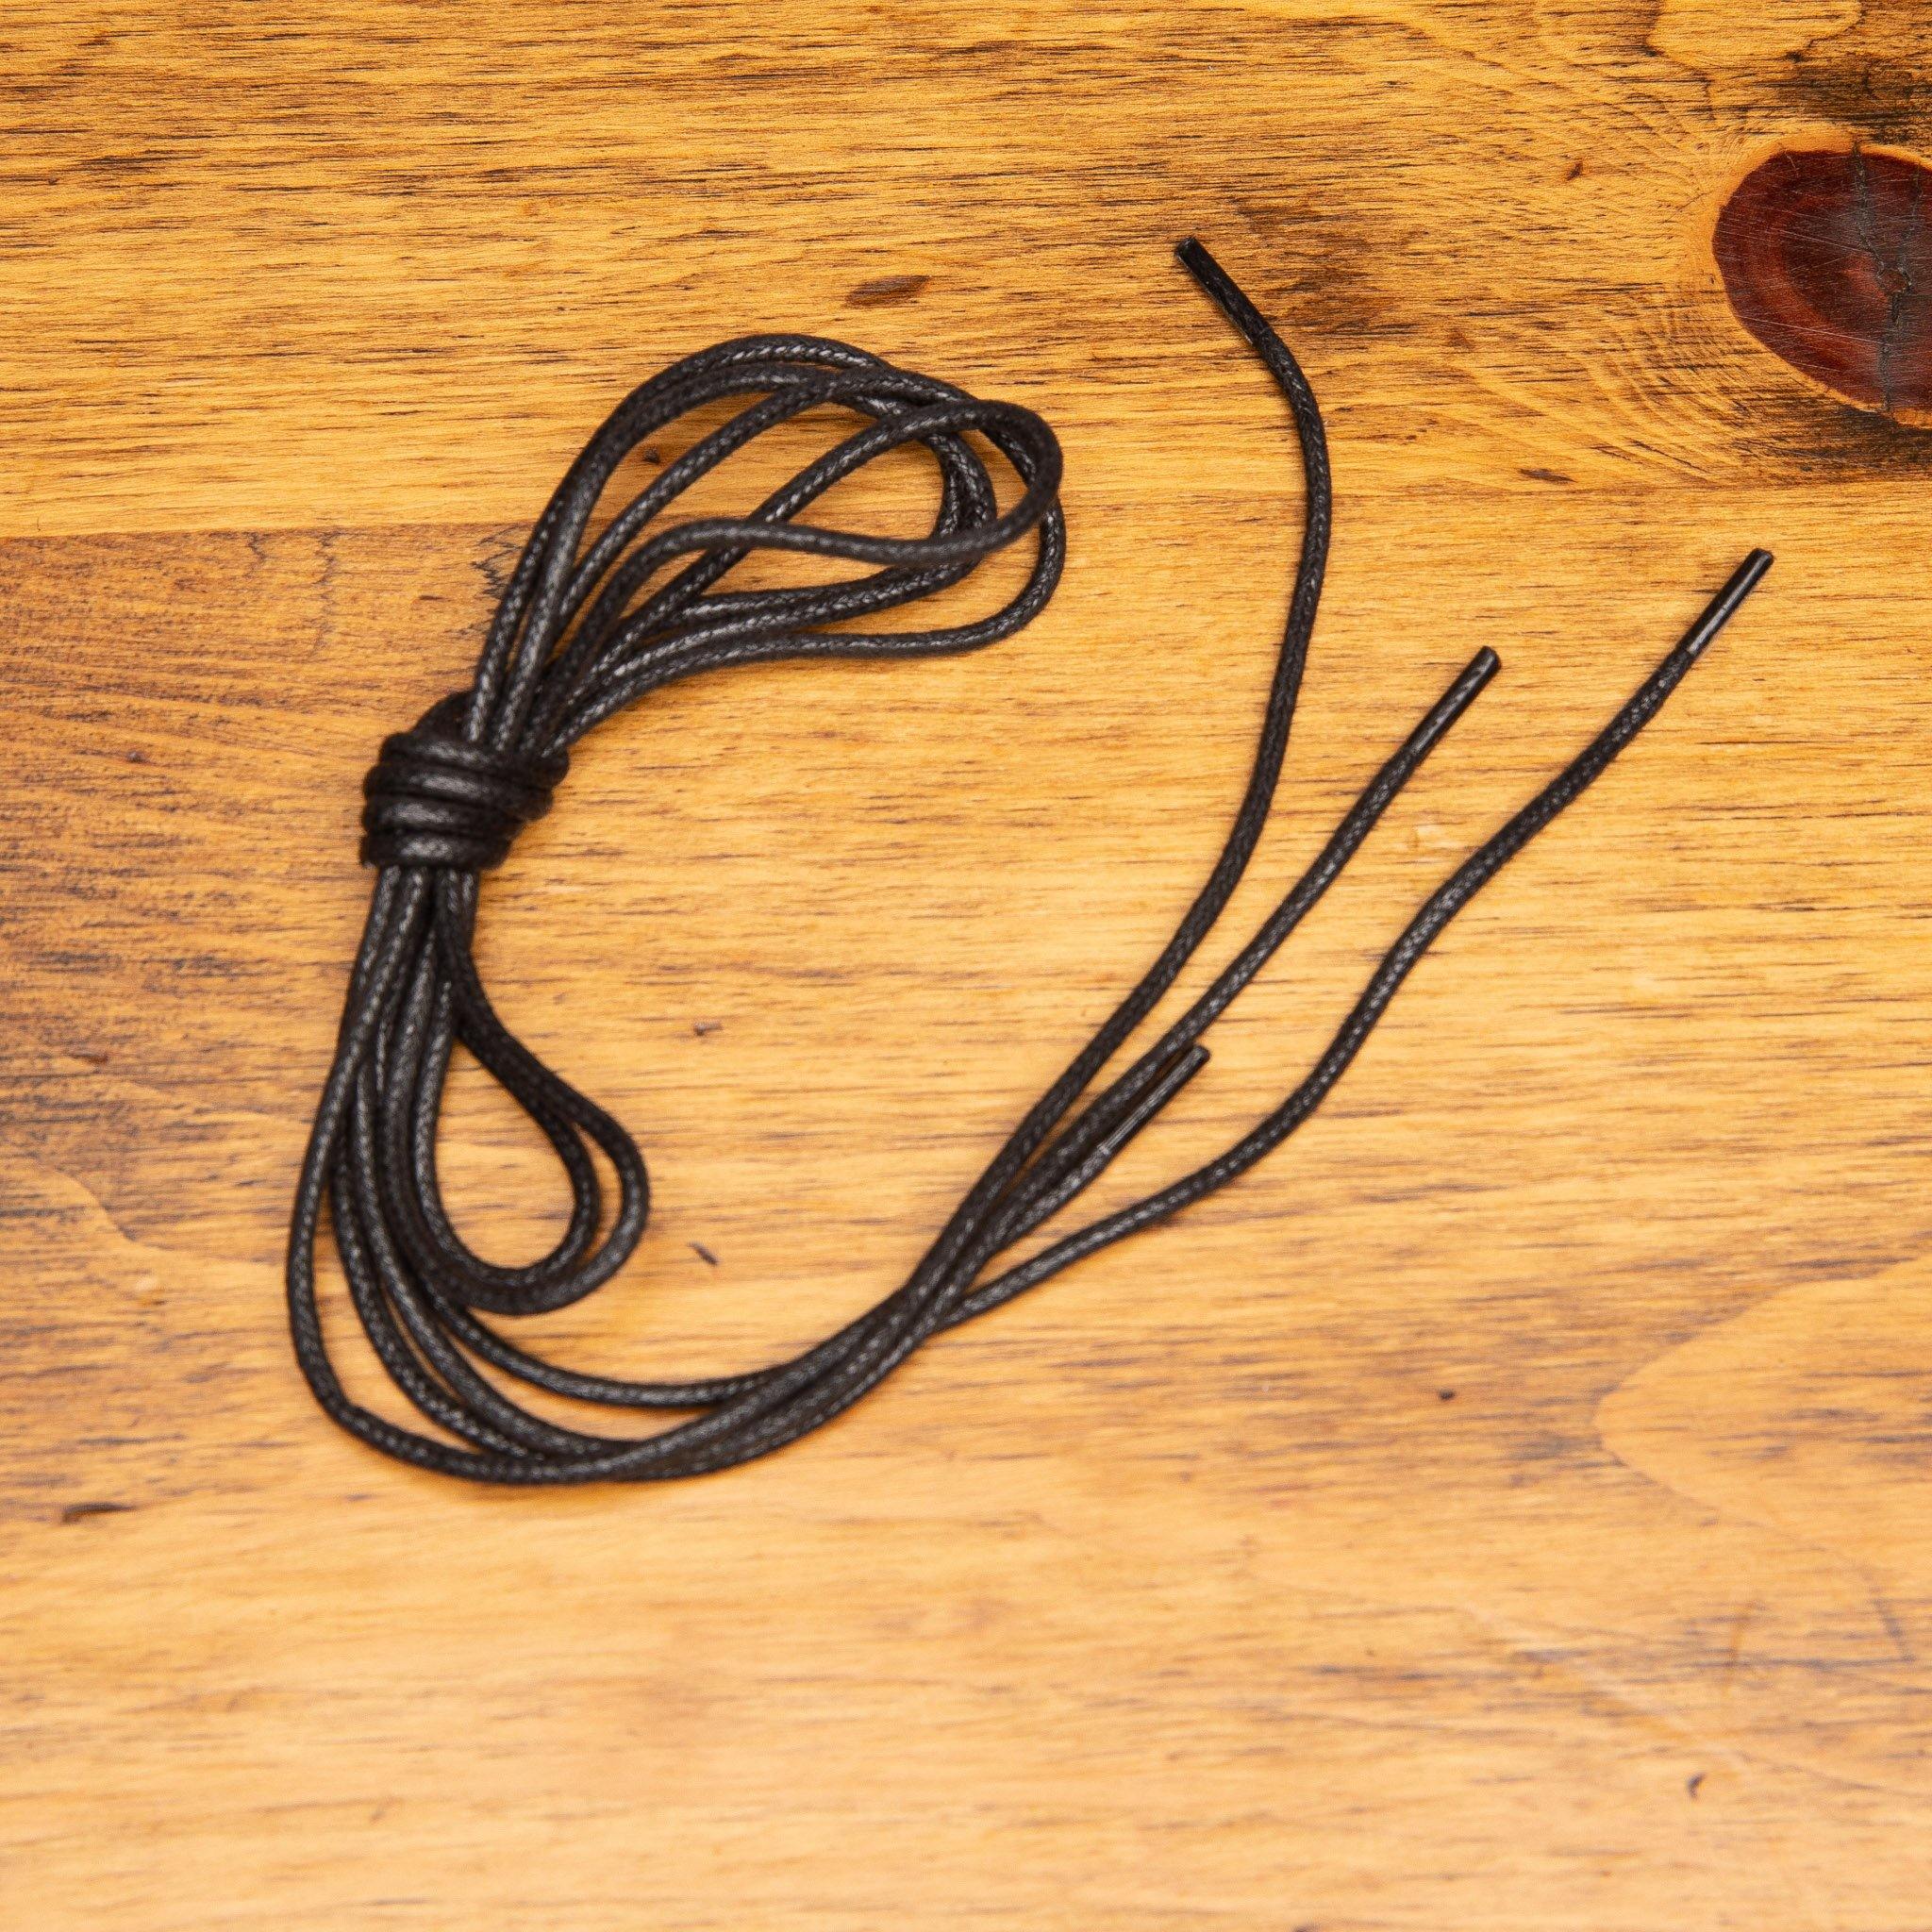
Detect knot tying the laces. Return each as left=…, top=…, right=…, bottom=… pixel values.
left=361, top=692, right=570, bottom=872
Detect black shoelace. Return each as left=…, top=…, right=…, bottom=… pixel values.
left=288, top=239, right=1772, bottom=1485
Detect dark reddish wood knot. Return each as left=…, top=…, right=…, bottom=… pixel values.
left=1715, top=146, right=1932, bottom=421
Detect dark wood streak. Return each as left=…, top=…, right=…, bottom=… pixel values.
left=1715, top=146, right=1932, bottom=421
left=846, top=274, right=930, bottom=307
left=58, top=1501, right=135, bottom=1524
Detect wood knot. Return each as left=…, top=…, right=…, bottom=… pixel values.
left=1714, top=145, right=1932, bottom=422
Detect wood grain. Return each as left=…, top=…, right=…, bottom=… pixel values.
left=4, top=4, right=1931, bottom=1926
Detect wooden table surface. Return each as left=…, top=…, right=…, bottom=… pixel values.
left=6, top=5, right=1931, bottom=1926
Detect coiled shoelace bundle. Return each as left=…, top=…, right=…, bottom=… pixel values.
left=289, top=240, right=1771, bottom=1485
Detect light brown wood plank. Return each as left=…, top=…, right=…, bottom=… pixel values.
left=4, top=6, right=1931, bottom=1928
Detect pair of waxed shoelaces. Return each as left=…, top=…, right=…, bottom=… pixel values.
left=288, top=238, right=1771, bottom=1485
